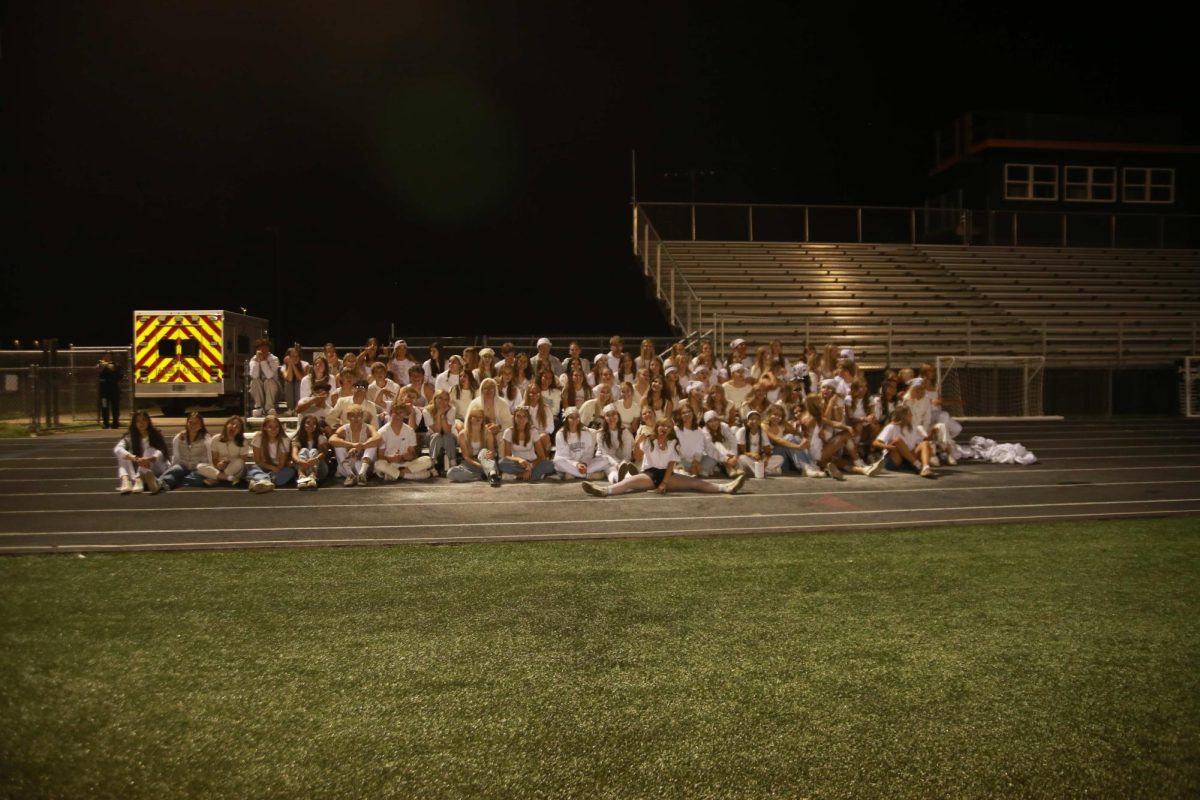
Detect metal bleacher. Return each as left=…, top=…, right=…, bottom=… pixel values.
left=656, top=241, right=1200, bottom=368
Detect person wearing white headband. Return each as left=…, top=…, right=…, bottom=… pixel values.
left=702, top=409, right=740, bottom=477
left=595, top=403, right=637, bottom=483
left=472, top=348, right=497, bottom=383
left=554, top=407, right=610, bottom=480
left=728, top=338, right=753, bottom=373
left=722, top=362, right=753, bottom=410
left=737, top=408, right=785, bottom=479
left=672, top=403, right=712, bottom=477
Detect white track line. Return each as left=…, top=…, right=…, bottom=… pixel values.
left=2, top=462, right=1199, bottom=496
left=3, top=498, right=1198, bottom=539
left=3, top=508, right=1197, bottom=552
left=1, top=478, right=1196, bottom=516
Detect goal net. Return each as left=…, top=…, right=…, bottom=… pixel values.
left=935, top=355, right=1047, bottom=420
left=1186, top=357, right=1200, bottom=418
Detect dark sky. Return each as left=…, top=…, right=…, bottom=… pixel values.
left=2, top=2, right=1193, bottom=347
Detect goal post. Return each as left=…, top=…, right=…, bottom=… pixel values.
left=1186, top=357, right=1200, bottom=418
left=935, top=355, right=1058, bottom=421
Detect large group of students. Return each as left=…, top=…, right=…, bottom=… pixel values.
left=114, top=335, right=963, bottom=497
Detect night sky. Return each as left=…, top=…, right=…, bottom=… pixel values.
left=3, top=2, right=1193, bottom=348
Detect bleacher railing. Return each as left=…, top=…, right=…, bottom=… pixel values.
left=631, top=207, right=725, bottom=352
left=635, top=202, right=1200, bottom=249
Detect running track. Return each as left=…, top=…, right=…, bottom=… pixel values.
left=0, top=419, right=1197, bottom=553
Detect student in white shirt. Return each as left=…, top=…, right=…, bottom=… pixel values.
left=594, top=335, right=624, bottom=375
left=561, top=366, right=593, bottom=411
left=498, top=405, right=557, bottom=482
left=423, top=389, right=459, bottom=476
left=435, top=354, right=466, bottom=393
left=582, top=416, right=747, bottom=497
left=198, top=416, right=252, bottom=487
left=737, top=409, right=784, bottom=479
left=616, top=352, right=637, bottom=386
left=387, top=340, right=417, bottom=385
left=727, top=338, right=753, bottom=374
left=702, top=410, right=740, bottom=477
left=595, top=404, right=636, bottom=483
left=722, top=363, right=753, bottom=409
left=326, top=379, right=382, bottom=430
left=673, top=404, right=711, bottom=477
left=615, top=381, right=641, bottom=433
left=159, top=411, right=211, bottom=490
left=280, top=346, right=308, bottom=414
left=495, top=363, right=523, bottom=410
left=113, top=411, right=170, bottom=494
left=579, top=383, right=614, bottom=429
left=521, top=382, right=555, bottom=454
left=472, top=348, right=497, bottom=383
left=763, top=403, right=823, bottom=477
left=246, top=415, right=296, bottom=493
left=451, top=369, right=478, bottom=424
left=447, top=407, right=501, bottom=486
left=248, top=338, right=281, bottom=417
left=423, top=341, right=445, bottom=383
left=635, top=338, right=657, bottom=371
left=298, top=356, right=332, bottom=405
left=554, top=407, right=609, bottom=480
left=370, top=402, right=433, bottom=481
left=533, top=368, right=562, bottom=421
left=292, top=413, right=330, bottom=489
left=366, top=361, right=400, bottom=411
left=406, top=364, right=435, bottom=409
left=566, top=341, right=593, bottom=377
left=328, top=403, right=377, bottom=487
left=875, top=405, right=935, bottom=477
left=530, top=337, right=564, bottom=378
left=468, top=377, right=513, bottom=443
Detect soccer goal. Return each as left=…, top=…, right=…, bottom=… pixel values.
left=935, top=355, right=1057, bottom=421
left=1186, top=357, right=1200, bottom=418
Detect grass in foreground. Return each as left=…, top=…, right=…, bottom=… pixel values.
left=1, top=518, right=1198, bottom=799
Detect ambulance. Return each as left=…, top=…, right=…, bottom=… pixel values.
left=133, top=310, right=269, bottom=406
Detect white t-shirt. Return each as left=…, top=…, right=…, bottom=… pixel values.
left=421, top=405, right=458, bottom=432
left=596, top=427, right=633, bottom=462
left=389, top=357, right=417, bottom=385
left=502, top=427, right=539, bottom=461
left=378, top=423, right=417, bottom=458
left=878, top=423, right=929, bottom=452
left=250, top=432, right=290, bottom=463
left=367, top=379, right=400, bottom=409
left=738, top=426, right=769, bottom=456
left=904, top=394, right=935, bottom=431
left=722, top=380, right=752, bottom=408
left=641, top=439, right=682, bottom=470
left=674, top=427, right=707, bottom=463
left=452, top=388, right=476, bottom=421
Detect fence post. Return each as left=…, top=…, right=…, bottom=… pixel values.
left=30, top=365, right=40, bottom=434
left=856, top=207, right=863, bottom=243
left=910, top=208, right=916, bottom=245
left=643, top=225, right=650, bottom=274
left=803, top=207, right=810, bottom=243
left=690, top=205, right=696, bottom=241
left=748, top=206, right=754, bottom=242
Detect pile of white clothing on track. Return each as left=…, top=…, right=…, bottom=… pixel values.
left=952, top=436, right=1038, bottom=465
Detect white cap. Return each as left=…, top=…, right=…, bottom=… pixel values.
left=731, top=338, right=747, bottom=348
left=909, top=377, right=924, bottom=388
left=838, top=347, right=855, bottom=360
left=537, top=337, right=552, bottom=347
left=394, top=339, right=407, bottom=349
left=820, top=378, right=839, bottom=390
left=793, top=363, right=809, bottom=378
left=730, top=363, right=746, bottom=373
left=686, top=381, right=705, bottom=394
left=563, top=406, right=579, bottom=417
left=602, top=403, right=618, bottom=415
left=478, top=348, right=494, bottom=357
left=703, top=410, right=720, bottom=423
left=664, top=365, right=678, bottom=375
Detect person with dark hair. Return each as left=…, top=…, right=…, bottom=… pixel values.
left=198, top=416, right=251, bottom=486
left=292, top=413, right=329, bottom=489
left=583, top=416, right=746, bottom=497
left=113, top=411, right=169, bottom=494
left=248, top=338, right=281, bottom=417
left=97, top=350, right=123, bottom=429
left=423, top=341, right=445, bottom=383
left=280, top=346, right=308, bottom=414
left=159, top=412, right=211, bottom=490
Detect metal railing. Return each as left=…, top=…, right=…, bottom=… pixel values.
left=631, top=207, right=726, bottom=351
left=635, top=201, right=1200, bottom=249
left=0, top=347, right=135, bottom=433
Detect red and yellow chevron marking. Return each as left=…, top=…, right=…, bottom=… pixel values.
left=134, top=314, right=224, bottom=384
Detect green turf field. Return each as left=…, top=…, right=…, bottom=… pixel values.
left=2, top=518, right=1198, bottom=799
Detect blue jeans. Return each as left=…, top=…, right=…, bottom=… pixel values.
left=245, top=464, right=297, bottom=487
left=498, top=457, right=557, bottom=481
left=160, top=464, right=208, bottom=490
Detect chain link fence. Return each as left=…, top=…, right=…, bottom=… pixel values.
left=0, top=347, right=134, bottom=432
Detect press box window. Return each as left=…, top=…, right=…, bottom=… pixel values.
left=1123, top=168, right=1175, bottom=204
left=1005, top=164, right=1058, bottom=201
left=1064, top=166, right=1115, bottom=202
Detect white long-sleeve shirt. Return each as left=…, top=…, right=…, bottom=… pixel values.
left=170, top=432, right=212, bottom=470
left=248, top=354, right=280, bottom=380
left=595, top=428, right=633, bottom=463
left=703, top=423, right=738, bottom=460
left=674, top=426, right=708, bottom=464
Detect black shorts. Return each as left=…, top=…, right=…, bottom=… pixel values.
left=643, top=467, right=668, bottom=487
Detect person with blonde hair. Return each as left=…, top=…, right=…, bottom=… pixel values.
left=498, top=405, right=557, bottom=482
left=246, top=415, right=295, bottom=493
left=328, top=403, right=377, bottom=486
left=447, top=407, right=501, bottom=485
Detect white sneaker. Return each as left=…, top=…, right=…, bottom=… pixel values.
left=929, top=455, right=941, bottom=467
left=142, top=472, right=159, bottom=494
left=344, top=475, right=356, bottom=487
left=501, top=473, right=516, bottom=482
left=825, top=462, right=844, bottom=481
left=250, top=479, right=274, bottom=493
left=803, top=465, right=824, bottom=478
left=945, top=452, right=958, bottom=466
left=864, top=459, right=885, bottom=477
left=252, top=408, right=264, bottom=418
left=356, top=472, right=368, bottom=486
left=724, top=473, right=748, bottom=494
left=581, top=482, right=606, bottom=497
left=118, top=475, right=133, bottom=494
left=130, top=476, right=144, bottom=493
left=919, top=465, right=935, bottom=479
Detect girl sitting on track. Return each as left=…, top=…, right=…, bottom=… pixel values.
left=596, top=403, right=637, bottom=483
left=160, top=411, right=211, bottom=491
left=582, top=416, right=746, bottom=497
left=114, top=410, right=169, bottom=494
left=328, top=404, right=377, bottom=487
left=673, top=403, right=711, bottom=477
left=553, top=407, right=609, bottom=480
left=874, top=405, right=935, bottom=478
left=199, top=416, right=251, bottom=487
left=246, top=415, right=296, bottom=493
left=498, top=405, right=557, bottom=482
left=763, top=403, right=823, bottom=477
left=737, top=409, right=783, bottom=479
left=292, top=413, right=329, bottom=489
left=447, top=408, right=501, bottom=486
